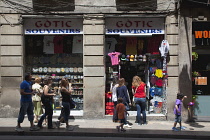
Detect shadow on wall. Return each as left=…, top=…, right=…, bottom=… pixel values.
left=179, top=64, right=192, bottom=105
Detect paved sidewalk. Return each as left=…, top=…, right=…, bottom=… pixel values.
left=0, top=118, right=210, bottom=139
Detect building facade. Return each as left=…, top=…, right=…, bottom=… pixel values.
left=0, top=0, right=189, bottom=121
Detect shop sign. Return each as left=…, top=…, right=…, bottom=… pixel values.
left=105, top=18, right=164, bottom=35
left=195, top=31, right=210, bottom=38
left=24, top=19, right=83, bottom=34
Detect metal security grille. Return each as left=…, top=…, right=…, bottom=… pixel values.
left=32, top=0, right=75, bottom=11
left=116, top=0, right=157, bottom=11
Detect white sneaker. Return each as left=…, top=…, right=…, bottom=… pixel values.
left=124, top=124, right=132, bottom=128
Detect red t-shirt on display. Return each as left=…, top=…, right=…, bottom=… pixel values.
left=132, top=82, right=146, bottom=98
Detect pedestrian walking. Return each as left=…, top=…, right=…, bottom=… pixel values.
left=32, top=77, right=43, bottom=123
left=37, top=76, right=56, bottom=129
left=132, top=76, right=147, bottom=125
left=116, top=97, right=127, bottom=132
left=172, top=93, right=187, bottom=131
left=55, top=79, right=74, bottom=131
left=15, top=73, right=39, bottom=132
left=111, top=77, right=119, bottom=122
left=116, top=78, right=132, bottom=128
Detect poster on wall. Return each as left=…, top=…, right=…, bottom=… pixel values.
left=24, top=19, right=83, bottom=35
left=195, top=77, right=207, bottom=85
left=105, top=18, right=165, bottom=35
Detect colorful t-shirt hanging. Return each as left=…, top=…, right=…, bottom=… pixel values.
left=108, top=52, right=120, bottom=65
left=126, top=37, right=137, bottom=55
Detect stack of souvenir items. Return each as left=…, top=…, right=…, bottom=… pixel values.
left=105, top=92, right=114, bottom=115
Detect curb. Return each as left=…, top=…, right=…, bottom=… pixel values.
left=0, top=128, right=210, bottom=139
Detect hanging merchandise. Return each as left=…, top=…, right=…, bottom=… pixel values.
left=43, top=35, right=55, bottom=54
left=159, top=40, right=170, bottom=57
left=155, top=69, right=163, bottom=78
left=105, top=37, right=118, bottom=54
left=72, top=35, right=83, bottom=53
left=108, top=52, right=121, bottom=65
left=126, top=37, right=137, bottom=55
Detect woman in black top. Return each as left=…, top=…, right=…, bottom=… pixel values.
left=38, top=77, right=56, bottom=129
left=55, top=79, right=73, bottom=131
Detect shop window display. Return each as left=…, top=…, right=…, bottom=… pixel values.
left=25, top=35, right=83, bottom=111
left=105, top=35, right=168, bottom=115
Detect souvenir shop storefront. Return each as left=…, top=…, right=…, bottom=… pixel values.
left=23, top=17, right=84, bottom=116
left=104, top=17, right=169, bottom=116
left=192, top=21, right=210, bottom=118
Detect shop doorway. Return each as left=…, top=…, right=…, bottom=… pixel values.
left=105, top=34, right=167, bottom=115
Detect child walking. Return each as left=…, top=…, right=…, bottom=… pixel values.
left=116, top=97, right=128, bottom=132
left=172, top=93, right=187, bottom=131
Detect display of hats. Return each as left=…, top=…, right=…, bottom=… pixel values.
left=126, top=55, right=130, bottom=61
left=38, top=67, right=43, bottom=73
left=78, top=67, right=83, bottom=73
left=61, top=67, right=65, bottom=73
left=56, top=68, right=61, bottom=73
left=32, top=67, right=39, bottom=73
left=134, top=55, right=138, bottom=61
left=65, top=68, right=69, bottom=73
left=69, top=67, right=74, bottom=73
left=138, top=55, right=143, bottom=61
left=130, top=55, right=134, bottom=61
left=43, top=67, right=48, bottom=73
left=121, top=54, right=126, bottom=61
left=52, top=68, right=56, bottom=73
left=73, top=67, right=78, bottom=73
left=48, top=67, right=52, bottom=73
left=143, top=55, right=147, bottom=62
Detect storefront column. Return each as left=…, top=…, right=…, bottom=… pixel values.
left=0, top=14, right=23, bottom=117
left=83, top=14, right=106, bottom=118
left=178, top=10, right=193, bottom=121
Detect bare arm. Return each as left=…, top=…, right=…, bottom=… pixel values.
left=20, top=89, right=33, bottom=95
left=44, top=86, right=56, bottom=96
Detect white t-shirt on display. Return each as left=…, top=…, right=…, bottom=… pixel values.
left=72, top=35, right=83, bottom=53
left=43, top=36, right=55, bottom=54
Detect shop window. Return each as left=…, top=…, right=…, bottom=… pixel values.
left=116, top=0, right=157, bottom=11
left=25, top=35, right=83, bottom=111
left=192, top=22, right=210, bottom=47
left=32, top=0, right=75, bottom=11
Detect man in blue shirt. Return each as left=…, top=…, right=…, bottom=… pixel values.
left=15, top=74, right=39, bottom=132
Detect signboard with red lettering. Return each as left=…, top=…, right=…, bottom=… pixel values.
left=24, top=19, right=83, bottom=34
left=105, top=18, right=164, bottom=35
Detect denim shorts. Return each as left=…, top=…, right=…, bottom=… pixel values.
left=17, top=101, right=34, bottom=123
left=175, top=114, right=182, bottom=123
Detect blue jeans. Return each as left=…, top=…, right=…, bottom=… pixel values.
left=17, top=101, right=34, bottom=123
left=38, top=100, right=53, bottom=128
left=134, top=97, right=146, bottom=124
left=62, top=102, right=70, bottom=122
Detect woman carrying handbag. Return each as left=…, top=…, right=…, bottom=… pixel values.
left=132, top=76, right=147, bottom=125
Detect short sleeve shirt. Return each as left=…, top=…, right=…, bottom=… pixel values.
left=20, top=80, right=32, bottom=102
left=116, top=103, right=125, bottom=119
left=174, top=99, right=182, bottom=115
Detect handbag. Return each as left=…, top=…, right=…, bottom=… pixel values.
left=32, top=94, right=41, bottom=102
left=69, top=96, right=76, bottom=109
